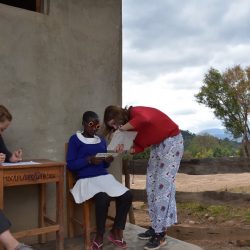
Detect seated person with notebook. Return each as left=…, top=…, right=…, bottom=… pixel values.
left=66, top=111, right=132, bottom=250
left=0, top=105, right=22, bottom=163
left=0, top=105, right=32, bottom=249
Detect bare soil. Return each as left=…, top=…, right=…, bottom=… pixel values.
left=129, top=173, right=250, bottom=250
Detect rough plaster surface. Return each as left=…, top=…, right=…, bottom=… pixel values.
left=0, top=0, right=122, bottom=235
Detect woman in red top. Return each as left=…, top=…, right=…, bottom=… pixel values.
left=104, top=105, right=184, bottom=250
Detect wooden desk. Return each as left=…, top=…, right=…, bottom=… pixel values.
left=0, top=159, right=65, bottom=250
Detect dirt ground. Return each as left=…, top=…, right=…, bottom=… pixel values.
left=129, top=173, right=250, bottom=250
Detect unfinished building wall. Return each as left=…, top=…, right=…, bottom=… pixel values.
left=0, top=0, right=122, bottom=236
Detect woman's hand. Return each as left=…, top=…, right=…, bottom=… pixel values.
left=129, top=147, right=135, bottom=154
left=9, top=149, right=22, bottom=163
left=118, top=122, right=134, bottom=131
left=114, top=144, right=135, bottom=154
left=114, top=144, right=125, bottom=153
left=0, top=153, right=6, bottom=163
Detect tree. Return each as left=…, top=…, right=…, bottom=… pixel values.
left=195, top=65, right=250, bottom=157
left=185, top=134, right=239, bottom=159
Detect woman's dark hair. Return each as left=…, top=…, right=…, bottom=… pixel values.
left=0, top=105, right=12, bottom=122
left=82, top=111, right=99, bottom=124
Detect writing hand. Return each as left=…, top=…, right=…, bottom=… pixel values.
left=15, top=149, right=22, bottom=157
left=10, top=149, right=22, bottom=163
left=0, top=153, right=6, bottom=163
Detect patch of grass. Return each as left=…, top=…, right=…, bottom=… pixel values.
left=178, top=202, right=207, bottom=214
left=208, top=205, right=231, bottom=217
left=245, top=211, right=250, bottom=223
left=225, top=186, right=250, bottom=193
left=177, top=202, right=250, bottom=224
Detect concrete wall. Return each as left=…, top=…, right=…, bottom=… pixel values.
left=0, top=0, right=122, bottom=236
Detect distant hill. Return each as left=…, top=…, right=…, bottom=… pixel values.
left=134, top=129, right=241, bottom=159
left=198, top=128, right=235, bottom=140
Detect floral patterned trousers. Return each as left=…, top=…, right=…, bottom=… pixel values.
left=146, top=133, right=184, bottom=233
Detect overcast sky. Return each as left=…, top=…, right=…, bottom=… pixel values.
left=122, top=0, right=250, bottom=134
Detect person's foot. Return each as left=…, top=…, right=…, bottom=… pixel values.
left=144, top=233, right=166, bottom=250
left=90, top=240, right=103, bottom=250
left=91, top=234, right=104, bottom=250
left=138, top=227, right=156, bottom=240
left=107, top=233, right=127, bottom=248
left=110, top=228, right=124, bottom=241
left=14, top=243, right=33, bottom=250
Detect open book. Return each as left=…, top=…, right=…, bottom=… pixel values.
left=96, top=130, right=137, bottom=158
left=95, top=152, right=119, bottom=158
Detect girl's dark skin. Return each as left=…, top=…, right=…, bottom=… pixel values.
left=82, top=117, right=124, bottom=247
left=82, top=118, right=108, bottom=165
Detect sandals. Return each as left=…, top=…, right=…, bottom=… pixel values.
left=90, top=240, right=103, bottom=250
left=108, top=233, right=127, bottom=248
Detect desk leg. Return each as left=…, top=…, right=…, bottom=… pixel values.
left=0, top=170, right=3, bottom=250
left=0, top=170, right=3, bottom=210
left=39, top=183, right=46, bottom=243
left=56, top=169, right=64, bottom=250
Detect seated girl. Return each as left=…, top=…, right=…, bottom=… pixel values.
left=66, top=111, right=132, bottom=250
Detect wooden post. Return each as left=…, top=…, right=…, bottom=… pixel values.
left=122, top=159, right=135, bottom=224
left=39, top=183, right=46, bottom=243
left=56, top=166, right=65, bottom=250
left=0, top=169, right=4, bottom=250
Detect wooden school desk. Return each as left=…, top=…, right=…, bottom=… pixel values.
left=0, top=159, right=65, bottom=250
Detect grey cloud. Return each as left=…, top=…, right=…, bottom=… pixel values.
left=123, top=0, right=250, bottom=81
left=174, top=109, right=197, bottom=115
left=124, top=0, right=250, bottom=48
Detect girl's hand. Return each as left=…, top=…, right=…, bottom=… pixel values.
left=10, top=149, right=22, bottom=163
left=0, top=153, right=6, bottom=163
left=88, top=156, right=104, bottom=165
left=104, top=155, right=114, bottom=163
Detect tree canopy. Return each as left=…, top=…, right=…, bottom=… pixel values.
left=195, top=65, right=250, bottom=157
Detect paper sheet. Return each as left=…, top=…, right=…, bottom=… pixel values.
left=95, top=152, right=119, bottom=158
left=1, top=161, right=41, bottom=166
left=107, top=130, right=137, bottom=151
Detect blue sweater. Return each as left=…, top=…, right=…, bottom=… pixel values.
left=66, top=133, right=109, bottom=180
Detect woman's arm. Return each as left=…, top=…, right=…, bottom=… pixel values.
left=119, top=122, right=134, bottom=131
left=0, top=136, right=12, bottom=162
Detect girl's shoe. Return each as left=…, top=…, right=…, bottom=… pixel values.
left=143, top=234, right=166, bottom=250
left=90, top=240, right=103, bottom=250
left=138, top=227, right=156, bottom=240
left=107, top=233, right=127, bottom=248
